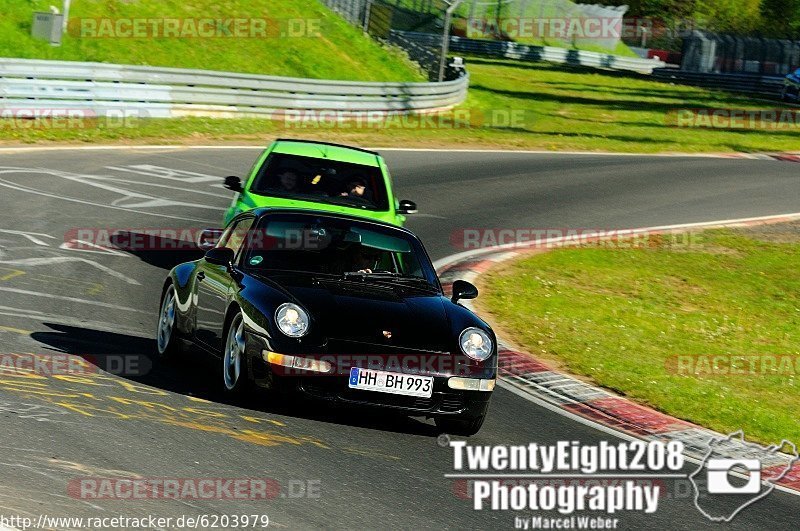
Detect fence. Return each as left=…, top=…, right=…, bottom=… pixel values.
left=321, top=0, right=372, bottom=28
left=323, top=0, right=635, bottom=78
left=0, top=58, right=469, bottom=118
left=389, top=0, right=628, bottom=49
left=681, top=31, right=800, bottom=76
left=396, top=31, right=665, bottom=73
left=651, top=69, right=786, bottom=98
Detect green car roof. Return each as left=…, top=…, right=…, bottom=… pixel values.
left=271, top=139, right=381, bottom=167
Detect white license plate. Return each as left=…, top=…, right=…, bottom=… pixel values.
left=348, top=368, right=433, bottom=398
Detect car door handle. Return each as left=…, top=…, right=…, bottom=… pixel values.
left=197, top=271, right=206, bottom=281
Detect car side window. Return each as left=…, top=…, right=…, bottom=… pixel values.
left=217, top=217, right=255, bottom=261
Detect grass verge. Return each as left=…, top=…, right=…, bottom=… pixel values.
left=476, top=223, right=800, bottom=444
left=0, top=0, right=423, bottom=81
left=1, top=55, right=797, bottom=152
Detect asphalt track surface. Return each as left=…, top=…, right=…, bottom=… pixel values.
left=0, top=147, right=798, bottom=530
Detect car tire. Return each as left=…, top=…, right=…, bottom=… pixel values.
left=435, top=415, right=486, bottom=437
left=222, top=311, right=251, bottom=394
left=156, top=284, right=182, bottom=360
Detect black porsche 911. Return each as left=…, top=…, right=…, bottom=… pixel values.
left=156, top=208, right=497, bottom=435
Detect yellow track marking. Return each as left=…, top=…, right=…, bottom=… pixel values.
left=0, top=325, right=31, bottom=335
left=0, top=270, right=25, bottom=281
left=241, top=415, right=287, bottom=427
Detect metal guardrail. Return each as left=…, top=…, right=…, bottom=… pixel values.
left=394, top=31, right=666, bottom=74
left=651, top=69, right=786, bottom=97
left=0, top=58, right=469, bottom=118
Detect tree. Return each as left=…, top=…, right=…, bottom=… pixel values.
left=760, top=0, right=800, bottom=38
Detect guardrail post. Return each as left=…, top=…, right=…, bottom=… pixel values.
left=439, top=0, right=464, bottom=82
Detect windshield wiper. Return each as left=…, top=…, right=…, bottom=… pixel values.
left=342, top=271, right=400, bottom=280
left=341, top=271, right=438, bottom=291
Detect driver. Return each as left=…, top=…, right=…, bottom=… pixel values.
left=351, top=245, right=384, bottom=274
left=278, top=170, right=300, bottom=193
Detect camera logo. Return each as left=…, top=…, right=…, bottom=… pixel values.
left=689, top=430, right=798, bottom=522
left=707, top=459, right=761, bottom=494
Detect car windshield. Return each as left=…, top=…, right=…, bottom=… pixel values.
left=242, top=214, right=438, bottom=288
left=249, top=152, right=389, bottom=211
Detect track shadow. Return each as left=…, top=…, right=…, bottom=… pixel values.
left=110, top=230, right=205, bottom=270
left=30, top=323, right=438, bottom=437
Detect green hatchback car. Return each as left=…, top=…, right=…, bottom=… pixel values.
left=223, top=139, right=417, bottom=227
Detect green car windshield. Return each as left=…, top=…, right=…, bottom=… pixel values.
left=249, top=153, right=389, bottom=212
left=243, top=214, right=438, bottom=287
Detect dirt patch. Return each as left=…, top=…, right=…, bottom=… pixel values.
left=736, top=220, right=800, bottom=243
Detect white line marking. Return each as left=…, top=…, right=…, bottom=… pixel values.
left=411, top=213, right=447, bottom=219
left=0, top=287, right=147, bottom=313
left=0, top=230, right=55, bottom=247
left=0, top=145, right=264, bottom=153
left=28, top=167, right=225, bottom=212
left=0, top=305, right=44, bottom=315
left=444, top=473, right=686, bottom=478
left=434, top=211, right=800, bottom=270
left=59, top=239, right=128, bottom=256
left=93, top=175, right=231, bottom=199
left=0, top=257, right=140, bottom=285
left=106, top=165, right=221, bottom=183
left=497, top=380, right=639, bottom=443
left=0, top=144, right=796, bottom=158
left=0, top=177, right=213, bottom=223
left=370, top=148, right=745, bottom=157
left=109, top=196, right=222, bottom=211
left=0, top=309, right=146, bottom=337
left=499, top=381, right=800, bottom=497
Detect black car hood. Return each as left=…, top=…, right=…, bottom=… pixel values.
left=258, top=273, right=451, bottom=352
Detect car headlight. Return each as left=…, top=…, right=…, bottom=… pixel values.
left=275, top=303, right=309, bottom=338
left=459, top=327, right=493, bottom=361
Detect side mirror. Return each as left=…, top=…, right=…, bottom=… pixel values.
left=197, top=228, right=223, bottom=251
left=398, top=199, right=418, bottom=215
left=224, top=175, right=243, bottom=193
left=205, top=247, right=235, bottom=267
left=451, top=279, right=479, bottom=304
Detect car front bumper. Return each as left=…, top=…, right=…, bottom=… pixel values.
left=245, top=333, right=494, bottom=419
left=292, top=375, right=492, bottom=419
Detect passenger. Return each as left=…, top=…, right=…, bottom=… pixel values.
left=340, top=176, right=369, bottom=199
